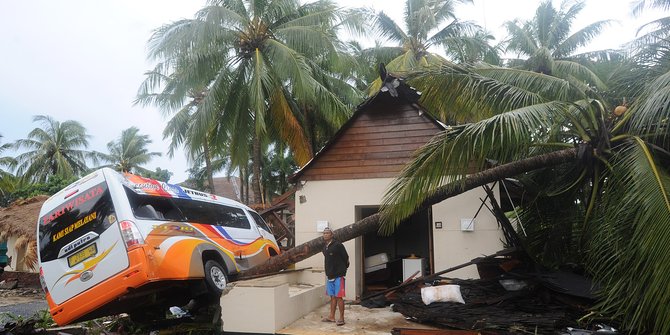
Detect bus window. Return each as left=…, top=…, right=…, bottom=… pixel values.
left=38, top=183, right=116, bottom=262
left=124, top=186, right=250, bottom=229
left=249, top=211, right=273, bottom=234
left=175, top=200, right=250, bottom=229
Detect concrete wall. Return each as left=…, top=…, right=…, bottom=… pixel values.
left=430, top=186, right=505, bottom=279
left=294, top=178, right=504, bottom=299
left=221, top=269, right=329, bottom=334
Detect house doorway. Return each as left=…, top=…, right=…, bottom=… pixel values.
left=357, top=206, right=433, bottom=296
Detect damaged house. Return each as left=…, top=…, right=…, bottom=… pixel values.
left=290, top=72, right=506, bottom=299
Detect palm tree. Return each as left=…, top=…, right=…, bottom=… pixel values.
left=369, top=0, right=494, bottom=75
left=143, top=0, right=362, bottom=205
left=503, top=0, right=610, bottom=87
left=98, top=127, right=161, bottom=174
left=632, top=0, right=670, bottom=15
left=0, top=134, right=15, bottom=176
left=241, top=57, right=670, bottom=332
left=0, top=134, right=18, bottom=198
left=13, top=115, right=93, bottom=183
left=372, top=61, right=670, bottom=332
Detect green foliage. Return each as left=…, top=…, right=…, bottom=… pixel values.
left=141, top=167, right=173, bottom=182
left=0, top=174, right=76, bottom=207
left=182, top=165, right=207, bottom=190
left=261, top=144, right=298, bottom=200
left=13, top=115, right=94, bottom=183
left=0, top=309, right=54, bottom=333
left=503, top=0, right=610, bottom=88
left=380, top=27, right=670, bottom=330
left=96, top=127, right=161, bottom=174
left=366, top=0, right=499, bottom=94
left=139, top=0, right=363, bottom=204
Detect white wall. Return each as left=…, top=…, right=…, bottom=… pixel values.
left=294, top=178, right=504, bottom=299
left=2, top=236, right=36, bottom=273
left=431, top=187, right=504, bottom=278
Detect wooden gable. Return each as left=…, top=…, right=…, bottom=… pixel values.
left=292, top=86, right=444, bottom=182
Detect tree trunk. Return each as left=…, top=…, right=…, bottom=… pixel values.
left=251, top=134, right=263, bottom=205
left=239, top=168, right=246, bottom=205
left=238, top=147, right=578, bottom=278
left=304, top=104, right=315, bottom=158
left=203, top=141, right=215, bottom=194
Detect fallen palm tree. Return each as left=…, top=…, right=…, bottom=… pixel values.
left=238, top=148, right=578, bottom=278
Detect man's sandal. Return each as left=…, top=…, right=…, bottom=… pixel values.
left=321, top=317, right=335, bottom=323
left=336, top=320, right=345, bottom=326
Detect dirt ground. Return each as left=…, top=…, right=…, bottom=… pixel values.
left=278, top=302, right=439, bottom=335
left=0, top=287, right=44, bottom=306
left=0, top=271, right=45, bottom=307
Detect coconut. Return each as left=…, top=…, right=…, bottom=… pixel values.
left=614, top=105, right=627, bottom=116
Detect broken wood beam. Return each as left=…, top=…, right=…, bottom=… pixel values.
left=385, top=271, right=421, bottom=299
left=362, top=248, right=517, bottom=301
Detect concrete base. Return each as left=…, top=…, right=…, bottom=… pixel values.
left=220, top=268, right=329, bottom=334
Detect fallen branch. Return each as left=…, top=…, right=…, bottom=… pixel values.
left=362, top=248, right=517, bottom=301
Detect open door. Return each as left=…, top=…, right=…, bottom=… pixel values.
left=358, top=206, right=433, bottom=296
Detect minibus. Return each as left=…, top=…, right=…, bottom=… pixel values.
left=36, top=168, right=280, bottom=325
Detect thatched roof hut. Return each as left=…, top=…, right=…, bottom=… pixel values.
left=0, top=195, right=48, bottom=270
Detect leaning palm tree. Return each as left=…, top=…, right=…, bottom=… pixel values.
left=374, top=61, right=670, bottom=333
left=144, top=0, right=362, bottom=204
left=503, top=0, right=611, bottom=87
left=13, top=115, right=93, bottom=183
left=97, top=127, right=161, bottom=174
left=240, top=58, right=668, bottom=333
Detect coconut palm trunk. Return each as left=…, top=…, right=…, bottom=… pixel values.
left=238, top=147, right=578, bottom=278
left=251, top=134, right=263, bottom=205
left=203, top=141, right=216, bottom=194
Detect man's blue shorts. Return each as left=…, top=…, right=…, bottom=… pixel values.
left=326, top=277, right=345, bottom=297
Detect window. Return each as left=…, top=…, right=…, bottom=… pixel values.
left=249, top=211, right=272, bottom=234
left=39, top=182, right=116, bottom=262
left=125, top=187, right=251, bottom=229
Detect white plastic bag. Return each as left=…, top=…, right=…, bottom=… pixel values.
left=421, top=284, right=465, bottom=305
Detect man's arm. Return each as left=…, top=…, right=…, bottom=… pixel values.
left=339, top=243, right=349, bottom=268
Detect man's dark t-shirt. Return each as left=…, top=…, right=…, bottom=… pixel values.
left=323, top=240, right=349, bottom=279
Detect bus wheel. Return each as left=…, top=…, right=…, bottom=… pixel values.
left=204, top=260, right=228, bottom=295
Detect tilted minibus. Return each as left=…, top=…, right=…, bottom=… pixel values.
left=36, top=168, right=280, bottom=325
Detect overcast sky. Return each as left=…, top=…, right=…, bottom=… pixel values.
left=0, top=0, right=662, bottom=183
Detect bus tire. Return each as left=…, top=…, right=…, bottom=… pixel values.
left=204, top=260, right=228, bottom=295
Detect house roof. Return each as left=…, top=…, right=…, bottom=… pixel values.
left=289, top=73, right=446, bottom=183
left=0, top=195, right=48, bottom=241
left=210, top=176, right=243, bottom=201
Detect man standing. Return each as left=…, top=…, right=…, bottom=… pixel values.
left=321, top=227, right=349, bottom=326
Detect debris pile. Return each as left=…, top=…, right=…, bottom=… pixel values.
left=392, top=278, right=584, bottom=334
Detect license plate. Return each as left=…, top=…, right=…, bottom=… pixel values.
left=67, top=243, right=97, bottom=267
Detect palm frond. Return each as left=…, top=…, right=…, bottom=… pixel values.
left=552, top=59, right=607, bottom=90
left=380, top=100, right=567, bottom=230
left=374, top=11, right=408, bottom=44
left=408, top=63, right=582, bottom=122
left=554, top=20, right=612, bottom=58
left=504, top=20, right=538, bottom=57
left=590, top=138, right=670, bottom=333
left=629, top=69, right=670, bottom=145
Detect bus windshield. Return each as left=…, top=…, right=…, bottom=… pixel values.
left=38, top=182, right=116, bottom=262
